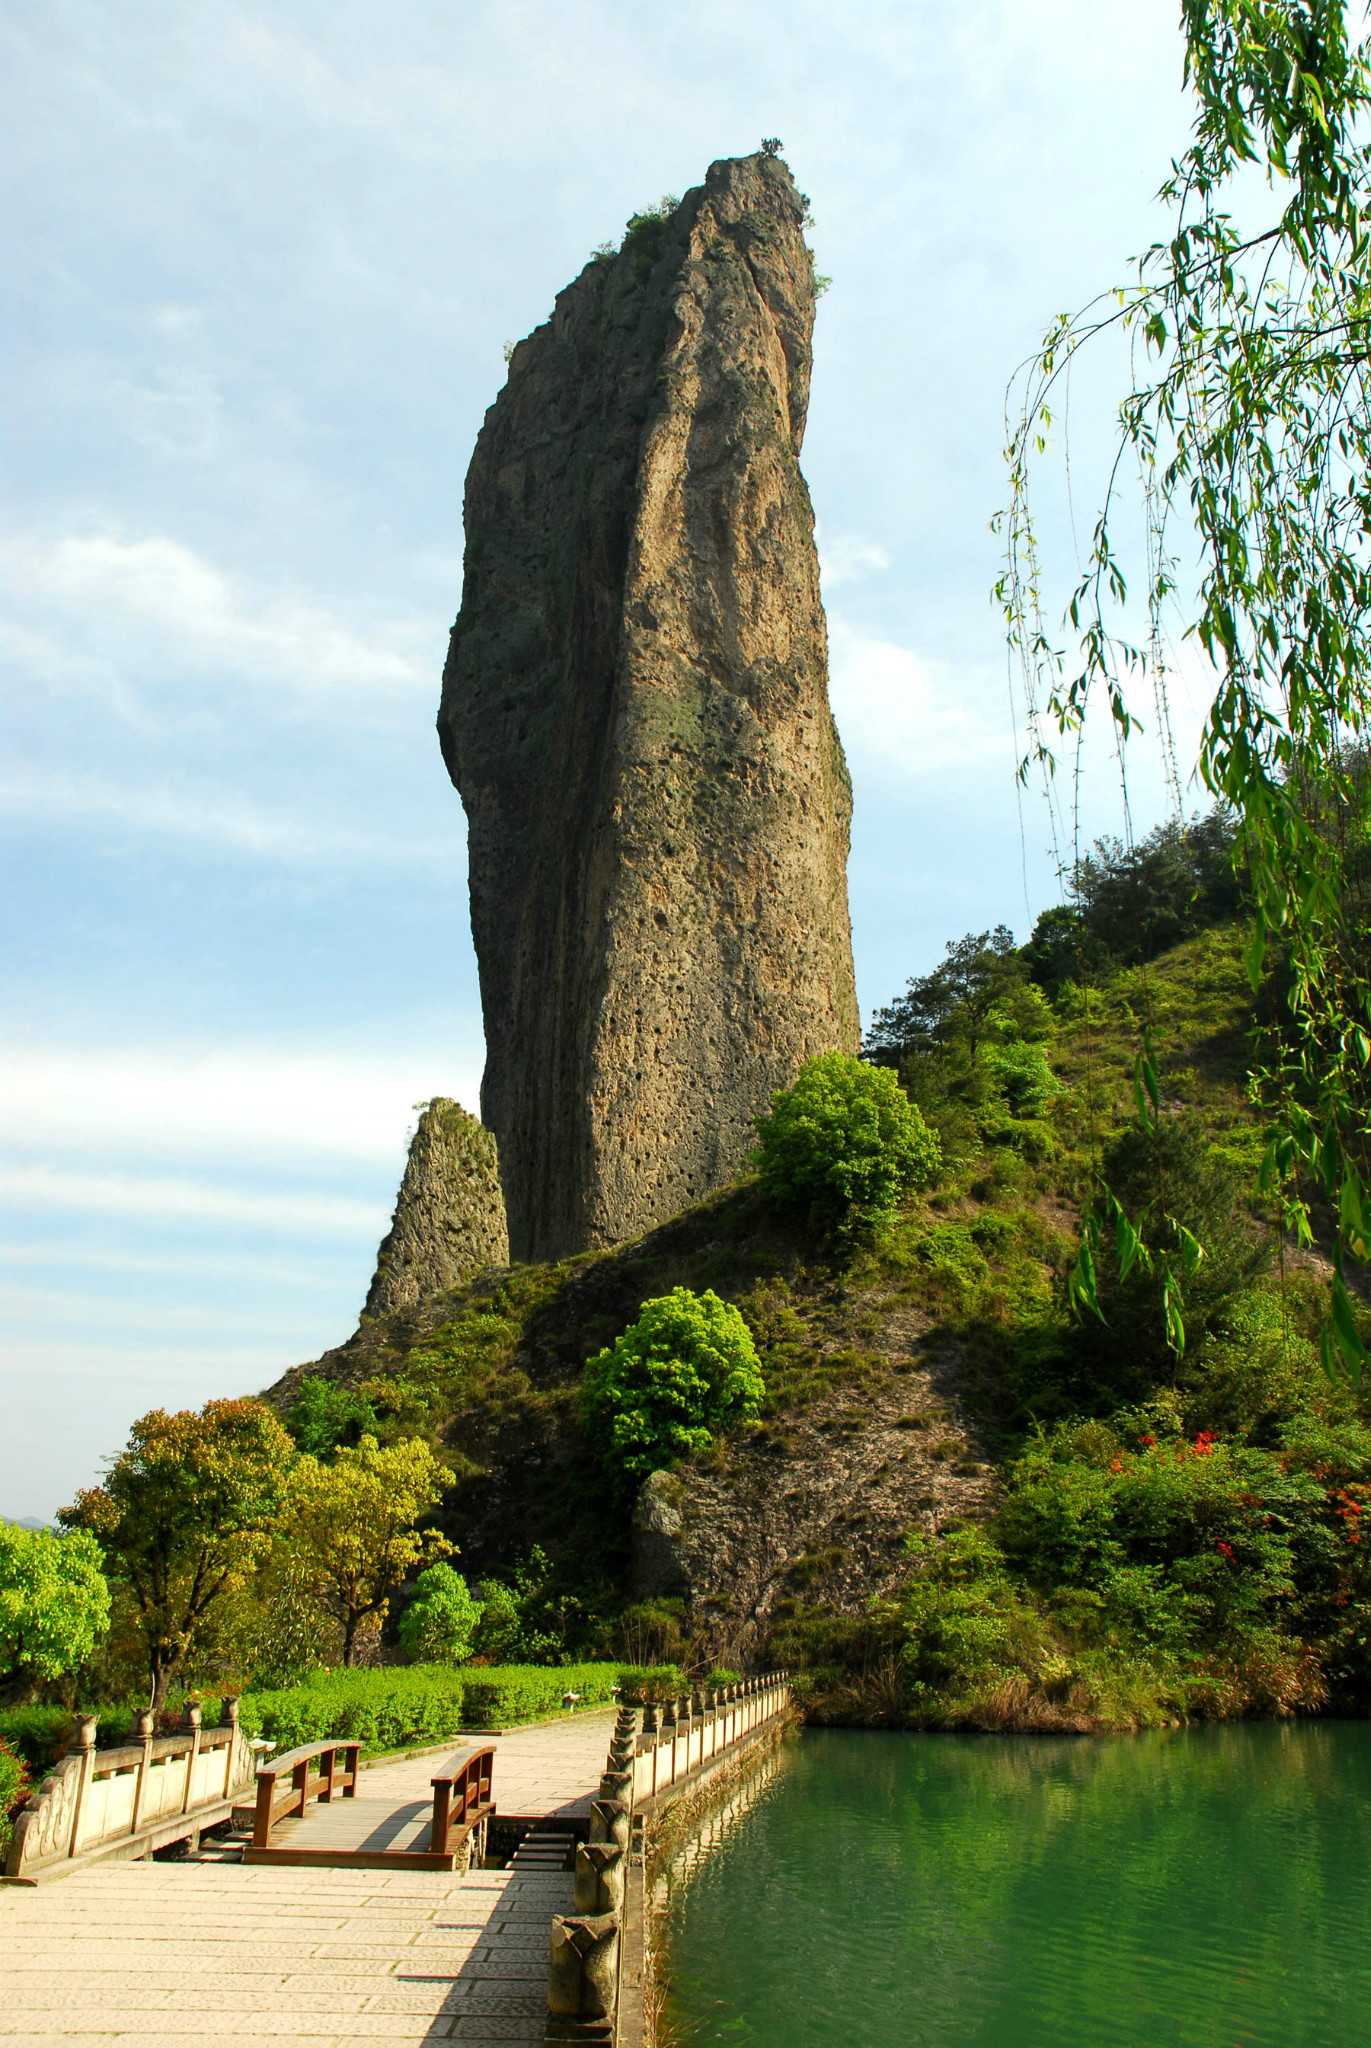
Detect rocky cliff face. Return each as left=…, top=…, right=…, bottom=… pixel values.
left=440, top=151, right=859, bottom=1263
left=363, top=1098, right=508, bottom=1318
left=630, top=1328, right=997, bottom=1671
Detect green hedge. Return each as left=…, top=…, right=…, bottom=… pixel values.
left=205, top=1663, right=620, bottom=1758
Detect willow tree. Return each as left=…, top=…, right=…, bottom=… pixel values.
left=1001, top=0, right=1371, bottom=1375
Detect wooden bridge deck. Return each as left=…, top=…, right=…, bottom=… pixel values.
left=0, top=1711, right=616, bottom=2044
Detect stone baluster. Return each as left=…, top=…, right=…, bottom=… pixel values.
left=180, top=1699, right=203, bottom=1815
left=598, top=1764, right=632, bottom=1806
left=642, top=1700, right=658, bottom=1736
left=588, top=1797, right=630, bottom=1850
left=220, top=1695, right=243, bottom=1794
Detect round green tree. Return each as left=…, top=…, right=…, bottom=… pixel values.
left=581, top=1287, right=764, bottom=1486
left=754, top=1051, right=941, bottom=1227
left=397, top=1562, right=483, bottom=1665
left=0, top=1523, right=111, bottom=1692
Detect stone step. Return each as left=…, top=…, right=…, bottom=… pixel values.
left=510, top=1828, right=575, bottom=1871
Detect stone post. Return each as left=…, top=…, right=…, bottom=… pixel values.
left=220, top=1695, right=243, bottom=1796
left=574, top=1840, right=626, bottom=1915
left=180, top=1700, right=203, bottom=1815
left=65, top=1715, right=98, bottom=1859
left=129, top=1711, right=154, bottom=1836
left=588, top=1798, right=630, bottom=1850
left=547, top=1912, right=620, bottom=2041
left=597, top=1767, right=632, bottom=1807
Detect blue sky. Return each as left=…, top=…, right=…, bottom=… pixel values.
left=1, top=0, right=1209, bottom=1520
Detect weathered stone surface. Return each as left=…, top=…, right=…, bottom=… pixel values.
left=628, top=1319, right=999, bottom=1668
left=440, top=151, right=859, bottom=1263
left=363, top=1097, right=508, bottom=1318
left=630, top=1469, right=690, bottom=1598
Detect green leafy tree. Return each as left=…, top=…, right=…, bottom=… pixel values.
left=755, top=1051, right=941, bottom=1228
left=397, top=1562, right=483, bottom=1665
left=866, top=929, right=1023, bottom=1066
left=1001, top=0, right=1371, bottom=1375
left=1023, top=812, right=1242, bottom=991
left=286, top=1376, right=379, bottom=1459
left=581, top=1288, right=764, bottom=1486
left=60, top=1399, right=294, bottom=1709
left=0, top=1524, right=111, bottom=1698
left=283, top=1435, right=454, bottom=1665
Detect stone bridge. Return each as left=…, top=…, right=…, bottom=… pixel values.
left=1, top=1677, right=790, bottom=2045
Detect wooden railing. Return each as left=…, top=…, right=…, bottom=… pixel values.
left=250, top=1738, right=361, bottom=1850
left=430, top=1743, right=495, bottom=1859
left=3, top=1701, right=255, bottom=1888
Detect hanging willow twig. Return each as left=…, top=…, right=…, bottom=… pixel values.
left=997, top=0, right=1371, bottom=1378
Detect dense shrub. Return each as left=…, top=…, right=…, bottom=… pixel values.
left=1047, top=1117, right=1270, bottom=1412
left=1025, top=810, right=1242, bottom=988
left=0, top=1705, right=71, bottom=1774
left=285, top=1376, right=379, bottom=1459
left=470, top=1548, right=577, bottom=1664
left=614, top=1664, right=687, bottom=1705
left=778, top=1407, right=1356, bottom=1729
left=221, top=1663, right=621, bottom=1756
left=0, top=1738, right=31, bottom=1857
left=755, top=1052, right=941, bottom=1228
left=581, top=1288, right=764, bottom=1486
left=397, top=1564, right=482, bottom=1665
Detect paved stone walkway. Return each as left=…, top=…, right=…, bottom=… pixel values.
left=1, top=1860, right=565, bottom=2042
left=0, top=1710, right=617, bottom=2043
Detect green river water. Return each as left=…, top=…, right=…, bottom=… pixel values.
left=659, top=1723, right=1370, bottom=2047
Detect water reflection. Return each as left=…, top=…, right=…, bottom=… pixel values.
left=661, top=1722, right=1371, bottom=2048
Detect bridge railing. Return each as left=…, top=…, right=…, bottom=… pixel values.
left=545, top=1672, right=791, bottom=2044
left=249, top=1737, right=362, bottom=1850
left=430, top=1743, right=495, bottom=1860
left=3, top=1701, right=255, bottom=1887
left=241, top=1738, right=497, bottom=1871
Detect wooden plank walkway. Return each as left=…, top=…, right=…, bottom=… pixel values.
left=0, top=1711, right=617, bottom=2044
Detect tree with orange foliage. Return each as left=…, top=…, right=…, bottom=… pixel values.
left=61, top=1398, right=294, bottom=1708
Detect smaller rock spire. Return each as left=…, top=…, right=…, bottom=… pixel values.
left=363, top=1098, right=508, bottom=1318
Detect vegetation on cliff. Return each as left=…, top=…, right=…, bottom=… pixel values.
left=244, top=847, right=1363, bottom=1732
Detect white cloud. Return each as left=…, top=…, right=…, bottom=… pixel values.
left=0, top=1281, right=326, bottom=1333
left=4, top=531, right=436, bottom=708
left=0, top=1164, right=390, bottom=1237
left=0, top=764, right=456, bottom=865
left=118, top=367, right=225, bottom=459
left=828, top=617, right=1013, bottom=783
left=0, top=1242, right=352, bottom=1287
left=0, top=1043, right=483, bottom=1166
left=818, top=534, right=891, bottom=589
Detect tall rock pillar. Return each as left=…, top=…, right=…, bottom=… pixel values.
left=439, top=151, right=859, bottom=1262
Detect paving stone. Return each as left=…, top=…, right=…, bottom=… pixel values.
left=0, top=1712, right=616, bottom=2040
